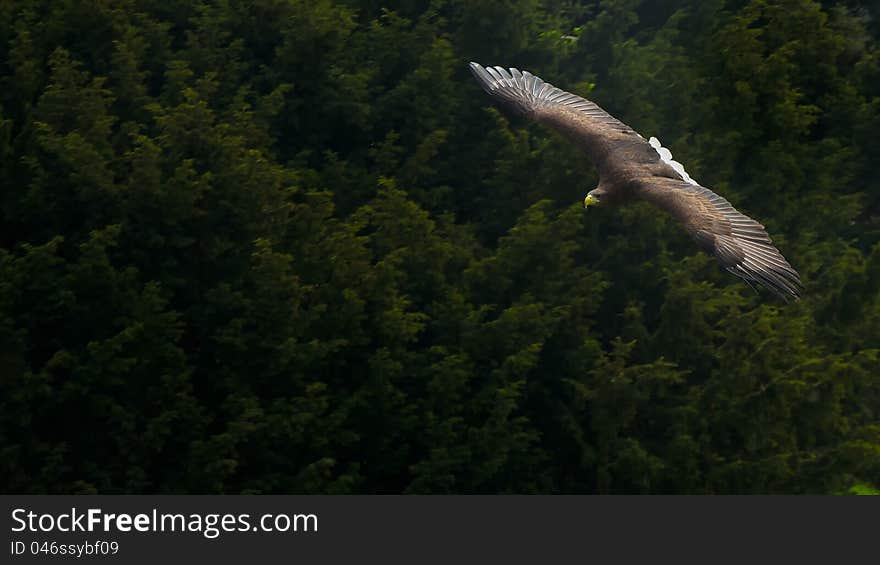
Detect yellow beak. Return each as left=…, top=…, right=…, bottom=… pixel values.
left=584, top=194, right=599, bottom=208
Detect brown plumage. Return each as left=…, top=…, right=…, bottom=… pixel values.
left=469, top=62, right=802, bottom=300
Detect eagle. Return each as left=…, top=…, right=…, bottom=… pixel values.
left=469, top=62, right=802, bottom=300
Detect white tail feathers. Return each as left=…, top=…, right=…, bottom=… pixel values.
left=648, top=136, right=698, bottom=185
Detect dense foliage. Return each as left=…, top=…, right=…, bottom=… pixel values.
left=1, top=0, right=879, bottom=494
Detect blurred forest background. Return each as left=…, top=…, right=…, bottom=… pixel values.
left=1, top=0, right=879, bottom=494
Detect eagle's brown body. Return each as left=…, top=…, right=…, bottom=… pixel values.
left=469, top=62, right=802, bottom=299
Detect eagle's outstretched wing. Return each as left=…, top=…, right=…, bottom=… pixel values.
left=468, top=62, right=662, bottom=178
left=469, top=62, right=802, bottom=300
left=637, top=177, right=802, bottom=300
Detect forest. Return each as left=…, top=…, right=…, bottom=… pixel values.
left=0, top=0, right=878, bottom=494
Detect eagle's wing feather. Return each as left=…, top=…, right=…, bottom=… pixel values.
left=470, top=62, right=633, bottom=131
left=637, top=177, right=802, bottom=300
left=469, top=62, right=661, bottom=178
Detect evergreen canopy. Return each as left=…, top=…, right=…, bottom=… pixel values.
left=0, top=0, right=878, bottom=494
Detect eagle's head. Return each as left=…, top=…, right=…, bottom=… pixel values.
left=584, top=190, right=604, bottom=208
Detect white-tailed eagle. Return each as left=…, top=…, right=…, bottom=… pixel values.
left=469, top=62, right=802, bottom=300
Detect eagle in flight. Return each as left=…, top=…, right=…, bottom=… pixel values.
left=469, top=62, right=802, bottom=300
